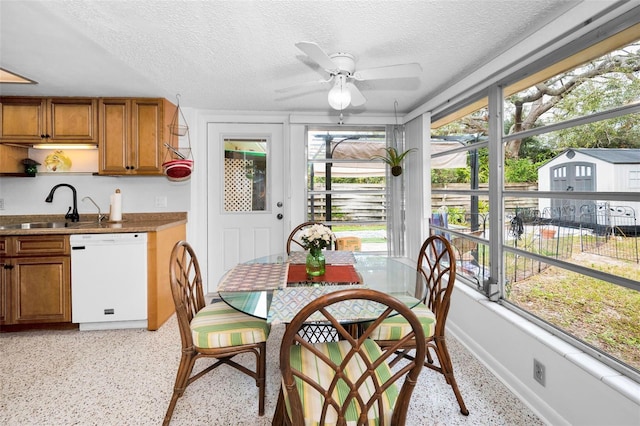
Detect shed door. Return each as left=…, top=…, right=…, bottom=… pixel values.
left=550, top=162, right=596, bottom=221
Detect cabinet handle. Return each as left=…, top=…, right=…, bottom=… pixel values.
left=3, top=264, right=14, bottom=270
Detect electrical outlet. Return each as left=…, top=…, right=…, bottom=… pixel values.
left=533, top=359, right=546, bottom=386
left=0, top=198, right=4, bottom=210
left=155, top=196, right=167, bottom=208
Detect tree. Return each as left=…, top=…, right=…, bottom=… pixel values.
left=432, top=40, right=640, bottom=182
left=505, top=41, right=640, bottom=158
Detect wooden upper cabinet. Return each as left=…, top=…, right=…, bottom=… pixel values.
left=0, top=97, right=45, bottom=142
left=99, top=98, right=175, bottom=175
left=99, top=98, right=129, bottom=174
left=48, top=98, right=97, bottom=143
left=0, top=97, right=97, bottom=144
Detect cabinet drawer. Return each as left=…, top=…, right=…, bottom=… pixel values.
left=0, top=238, right=6, bottom=256
left=14, top=235, right=70, bottom=256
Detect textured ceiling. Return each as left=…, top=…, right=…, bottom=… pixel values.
left=0, top=0, right=582, bottom=115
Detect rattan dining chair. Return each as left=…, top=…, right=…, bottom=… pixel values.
left=163, top=241, right=270, bottom=425
left=365, top=234, right=469, bottom=416
left=286, top=221, right=337, bottom=254
left=273, top=288, right=426, bottom=426
left=286, top=221, right=344, bottom=342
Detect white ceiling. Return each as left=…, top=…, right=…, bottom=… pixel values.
left=1, top=0, right=583, bottom=115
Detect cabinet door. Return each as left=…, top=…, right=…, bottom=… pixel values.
left=0, top=97, right=46, bottom=143
left=47, top=98, right=98, bottom=143
left=0, top=237, right=7, bottom=323
left=11, top=256, right=71, bottom=324
left=0, top=262, right=7, bottom=324
left=131, top=99, right=165, bottom=174
left=99, top=98, right=131, bottom=174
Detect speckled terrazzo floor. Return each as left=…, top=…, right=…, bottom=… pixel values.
left=0, top=315, right=544, bottom=425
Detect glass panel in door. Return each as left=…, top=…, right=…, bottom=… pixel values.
left=223, top=138, right=267, bottom=212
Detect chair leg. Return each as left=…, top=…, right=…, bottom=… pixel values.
left=272, top=386, right=289, bottom=426
left=434, top=337, right=469, bottom=416
left=163, top=350, right=197, bottom=426
left=257, top=341, right=267, bottom=416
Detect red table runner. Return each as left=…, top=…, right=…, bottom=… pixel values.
left=287, top=264, right=361, bottom=285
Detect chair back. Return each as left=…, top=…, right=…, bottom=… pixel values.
left=280, top=288, right=426, bottom=425
left=169, top=241, right=206, bottom=348
left=286, top=221, right=327, bottom=254
left=417, top=234, right=457, bottom=335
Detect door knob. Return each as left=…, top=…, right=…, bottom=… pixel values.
left=277, top=213, right=283, bottom=220
left=277, top=201, right=283, bottom=208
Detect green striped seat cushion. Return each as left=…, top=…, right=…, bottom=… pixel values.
left=285, top=338, right=398, bottom=425
left=190, top=302, right=269, bottom=349
left=366, top=302, right=436, bottom=341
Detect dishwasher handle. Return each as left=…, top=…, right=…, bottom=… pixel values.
left=72, top=246, right=86, bottom=250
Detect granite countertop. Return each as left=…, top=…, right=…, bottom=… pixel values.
left=0, top=212, right=187, bottom=235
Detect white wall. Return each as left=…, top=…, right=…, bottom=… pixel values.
left=0, top=173, right=190, bottom=218
left=286, top=123, right=309, bottom=234
left=404, top=113, right=429, bottom=261
left=449, top=284, right=640, bottom=425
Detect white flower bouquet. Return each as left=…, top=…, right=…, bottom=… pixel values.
left=300, top=223, right=335, bottom=250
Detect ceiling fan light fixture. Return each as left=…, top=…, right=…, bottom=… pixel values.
left=327, top=75, right=351, bottom=110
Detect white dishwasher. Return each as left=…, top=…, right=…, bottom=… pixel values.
left=70, top=233, right=148, bottom=331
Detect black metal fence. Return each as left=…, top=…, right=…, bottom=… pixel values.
left=579, top=204, right=639, bottom=263
left=505, top=207, right=577, bottom=283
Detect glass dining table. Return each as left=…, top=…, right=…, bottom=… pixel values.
left=217, top=251, right=425, bottom=326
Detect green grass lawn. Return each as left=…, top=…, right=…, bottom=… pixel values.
left=332, top=224, right=387, bottom=243
left=507, top=248, right=640, bottom=371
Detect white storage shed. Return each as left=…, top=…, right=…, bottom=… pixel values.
left=537, top=148, right=640, bottom=225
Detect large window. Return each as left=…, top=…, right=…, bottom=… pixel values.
left=431, top=32, right=640, bottom=378
left=306, top=127, right=390, bottom=253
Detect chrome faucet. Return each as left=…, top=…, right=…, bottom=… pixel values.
left=82, top=196, right=106, bottom=222
left=45, top=183, right=80, bottom=222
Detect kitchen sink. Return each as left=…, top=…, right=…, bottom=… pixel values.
left=0, top=221, right=96, bottom=230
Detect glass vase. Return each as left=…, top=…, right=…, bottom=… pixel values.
left=306, top=247, right=326, bottom=277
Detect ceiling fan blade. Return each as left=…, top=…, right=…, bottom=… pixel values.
left=295, top=41, right=339, bottom=73
left=353, top=63, right=422, bottom=81
left=346, top=82, right=366, bottom=107
left=275, top=77, right=332, bottom=93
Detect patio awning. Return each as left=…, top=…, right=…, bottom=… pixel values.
left=313, top=140, right=468, bottom=177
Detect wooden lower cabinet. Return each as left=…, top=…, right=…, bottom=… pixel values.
left=0, top=235, right=71, bottom=327
left=0, top=262, right=6, bottom=324
left=146, top=224, right=186, bottom=330
left=0, top=223, right=185, bottom=331
left=11, top=256, right=71, bottom=323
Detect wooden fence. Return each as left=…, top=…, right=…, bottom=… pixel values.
left=309, top=183, right=539, bottom=222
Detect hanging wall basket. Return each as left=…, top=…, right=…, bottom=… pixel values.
left=163, top=94, right=193, bottom=181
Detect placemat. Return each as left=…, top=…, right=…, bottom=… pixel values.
left=288, top=250, right=356, bottom=265
left=268, top=285, right=392, bottom=324
left=287, top=264, right=361, bottom=286
left=216, top=263, right=289, bottom=292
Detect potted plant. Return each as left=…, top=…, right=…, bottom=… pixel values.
left=371, top=147, right=417, bottom=176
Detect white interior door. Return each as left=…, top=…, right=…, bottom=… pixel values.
left=207, top=122, right=285, bottom=291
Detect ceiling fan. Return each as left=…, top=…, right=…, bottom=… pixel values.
left=279, top=41, right=422, bottom=111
